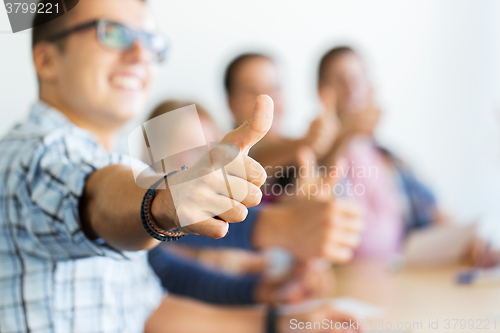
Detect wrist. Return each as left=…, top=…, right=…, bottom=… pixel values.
left=252, top=204, right=290, bottom=250
left=150, top=186, right=178, bottom=231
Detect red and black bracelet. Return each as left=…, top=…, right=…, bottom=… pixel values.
left=140, top=168, right=187, bottom=242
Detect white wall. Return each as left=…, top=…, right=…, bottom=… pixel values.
left=1, top=0, right=499, bottom=237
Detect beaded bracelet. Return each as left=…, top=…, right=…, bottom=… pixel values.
left=140, top=166, right=187, bottom=242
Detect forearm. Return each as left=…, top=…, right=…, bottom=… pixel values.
left=81, top=164, right=176, bottom=251
left=145, top=295, right=266, bottom=333
left=148, top=247, right=258, bottom=305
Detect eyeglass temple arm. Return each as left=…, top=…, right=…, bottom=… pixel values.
left=46, top=20, right=100, bottom=42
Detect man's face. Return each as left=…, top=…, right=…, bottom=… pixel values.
left=46, top=0, right=155, bottom=126
left=227, top=57, right=283, bottom=130
left=322, top=52, right=371, bottom=114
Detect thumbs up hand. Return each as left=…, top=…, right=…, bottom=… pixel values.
left=221, top=94, right=274, bottom=155
left=295, top=146, right=346, bottom=200
left=153, top=95, right=273, bottom=239
left=303, top=89, right=339, bottom=159
left=253, top=147, right=364, bottom=263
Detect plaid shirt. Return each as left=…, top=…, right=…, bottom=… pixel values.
left=0, top=102, right=163, bottom=333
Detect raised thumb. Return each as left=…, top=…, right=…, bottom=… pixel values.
left=296, top=146, right=317, bottom=191
left=221, top=94, right=274, bottom=155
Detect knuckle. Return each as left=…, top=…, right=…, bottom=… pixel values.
left=247, top=187, right=262, bottom=206
left=211, top=224, right=229, bottom=239
left=256, top=168, right=267, bottom=185
left=235, top=206, right=248, bottom=222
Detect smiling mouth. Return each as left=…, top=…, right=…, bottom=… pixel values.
left=110, top=75, right=144, bottom=90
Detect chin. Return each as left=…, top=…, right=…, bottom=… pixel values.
left=109, top=98, right=146, bottom=120
left=101, top=106, right=142, bottom=126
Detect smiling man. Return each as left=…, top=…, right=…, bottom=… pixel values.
left=0, top=0, right=271, bottom=331
left=0, top=1, right=360, bottom=333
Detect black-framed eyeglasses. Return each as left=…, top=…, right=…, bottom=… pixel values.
left=46, top=18, right=169, bottom=63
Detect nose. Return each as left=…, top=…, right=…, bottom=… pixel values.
left=123, top=40, right=153, bottom=64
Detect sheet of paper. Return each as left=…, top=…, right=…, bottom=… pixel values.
left=403, top=223, right=476, bottom=267
left=278, top=297, right=386, bottom=319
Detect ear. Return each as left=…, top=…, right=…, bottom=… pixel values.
left=33, top=42, right=61, bottom=84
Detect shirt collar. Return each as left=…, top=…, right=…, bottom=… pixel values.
left=29, top=100, right=76, bottom=131
left=28, top=100, right=102, bottom=145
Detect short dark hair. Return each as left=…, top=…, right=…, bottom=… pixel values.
left=31, top=0, right=72, bottom=49
left=317, top=46, right=356, bottom=85
left=31, top=0, right=146, bottom=49
left=224, top=53, right=272, bottom=94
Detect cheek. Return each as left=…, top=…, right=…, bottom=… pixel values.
left=63, top=56, right=110, bottom=99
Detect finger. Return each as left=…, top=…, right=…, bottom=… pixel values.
left=184, top=217, right=229, bottom=239
left=334, top=215, right=365, bottom=233
left=221, top=95, right=274, bottom=155
left=331, top=229, right=362, bottom=248
left=275, top=276, right=308, bottom=304
left=216, top=200, right=249, bottom=223
left=209, top=144, right=267, bottom=188
left=326, top=245, right=355, bottom=264
left=228, top=176, right=263, bottom=207
left=296, top=146, right=317, bottom=196
left=211, top=174, right=263, bottom=207
left=221, top=152, right=267, bottom=187
left=335, top=199, right=365, bottom=219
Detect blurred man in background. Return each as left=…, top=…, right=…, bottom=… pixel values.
left=225, top=53, right=339, bottom=170
left=317, top=46, right=498, bottom=264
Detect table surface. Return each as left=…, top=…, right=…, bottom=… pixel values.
left=334, top=259, right=500, bottom=333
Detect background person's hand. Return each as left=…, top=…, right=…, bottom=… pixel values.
left=261, top=198, right=363, bottom=263
left=255, top=259, right=336, bottom=305
left=253, top=148, right=364, bottom=263
left=463, top=237, right=500, bottom=268
left=304, top=88, right=340, bottom=159
left=278, top=305, right=359, bottom=333
left=304, top=112, right=339, bottom=160
left=153, top=95, right=273, bottom=239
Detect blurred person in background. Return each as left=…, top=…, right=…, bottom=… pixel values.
left=317, top=45, right=498, bottom=265
left=225, top=53, right=339, bottom=171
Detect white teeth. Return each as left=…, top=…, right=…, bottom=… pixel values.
left=111, top=76, right=143, bottom=90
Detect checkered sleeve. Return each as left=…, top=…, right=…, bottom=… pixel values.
left=15, top=133, right=129, bottom=261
